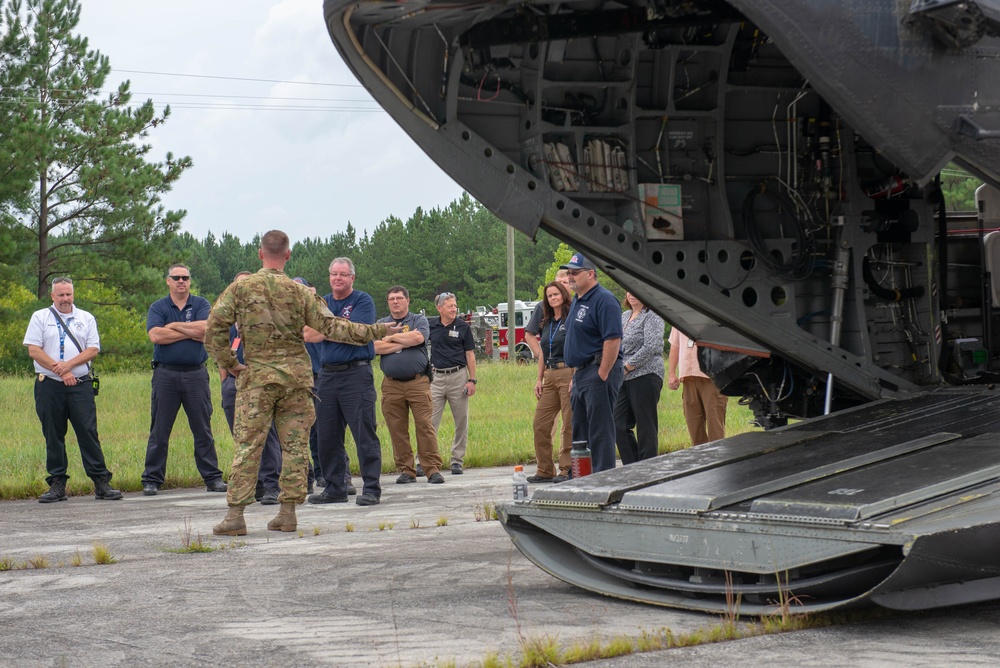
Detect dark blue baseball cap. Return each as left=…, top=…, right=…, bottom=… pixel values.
left=560, top=252, right=596, bottom=271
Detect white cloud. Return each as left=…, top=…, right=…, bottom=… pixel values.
left=75, top=0, right=462, bottom=244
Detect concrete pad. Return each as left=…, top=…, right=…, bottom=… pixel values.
left=0, top=467, right=711, bottom=667
left=4, top=466, right=996, bottom=667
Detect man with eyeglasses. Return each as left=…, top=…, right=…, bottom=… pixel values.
left=561, top=252, right=624, bottom=473
left=375, top=286, right=445, bottom=484
left=23, top=277, right=123, bottom=503
left=306, top=258, right=384, bottom=507
left=428, top=292, right=477, bottom=474
left=141, top=263, right=226, bottom=496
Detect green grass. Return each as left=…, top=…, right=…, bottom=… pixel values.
left=0, top=361, right=756, bottom=499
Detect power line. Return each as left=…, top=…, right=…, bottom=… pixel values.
left=114, top=68, right=365, bottom=88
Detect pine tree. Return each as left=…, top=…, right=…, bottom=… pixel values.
left=0, top=0, right=192, bottom=298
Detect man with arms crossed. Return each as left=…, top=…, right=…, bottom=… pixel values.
left=375, top=286, right=445, bottom=485
left=142, top=263, right=225, bottom=495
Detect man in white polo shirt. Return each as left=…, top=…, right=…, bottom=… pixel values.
left=23, top=277, right=122, bottom=503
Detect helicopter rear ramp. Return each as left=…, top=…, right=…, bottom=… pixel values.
left=500, top=391, right=1000, bottom=613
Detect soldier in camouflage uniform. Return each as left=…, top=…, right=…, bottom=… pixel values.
left=205, top=230, right=394, bottom=536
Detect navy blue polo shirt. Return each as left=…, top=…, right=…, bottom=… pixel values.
left=563, top=284, right=623, bottom=367
left=319, top=289, right=376, bottom=364
left=147, top=295, right=210, bottom=365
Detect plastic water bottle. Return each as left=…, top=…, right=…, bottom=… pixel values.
left=512, top=465, right=529, bottom=500
left=571, top=441, right=592, bottom=478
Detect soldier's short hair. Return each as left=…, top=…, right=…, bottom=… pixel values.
left=261, top=230, right=289, bottom=256
left=233, top=270, right=253, bottom=280
left=387, top=285, right=409, bottom=300
left=329, top=257, right=355, bottom=276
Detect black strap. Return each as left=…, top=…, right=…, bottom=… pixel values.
left=48, top=306, right=92, bottom=374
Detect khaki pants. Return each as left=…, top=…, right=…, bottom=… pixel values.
left=532, top=366, right=574, bottom=477
left=681, top=376, right=728, bottom=446
left=431, top=368, right=470, bottom=466
left=381, top=376, right=442, bottom=477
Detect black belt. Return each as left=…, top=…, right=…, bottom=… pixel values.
left=39, top=374, right=93, bottom=382
left=546, top=361, right=568, bottom=369
left=322, top=359, right=371, bottom=372
left=577, top=354, right=603, bottom=369
left=154, top=362, right=205, bottom=372
left=434, top=365, right=464, bottom=374
left=388, top=372, right=427, bottom=383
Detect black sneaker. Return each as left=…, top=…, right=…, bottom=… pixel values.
left=346, top=482, right=357, bottom=496
left=142, top=483, right=159, bottom=496
left=428, top=472, right=445, bottom=484
left=260, top=490, right=279, bottom=505
left=415, top=464, right=425, bottom=477
left=308, top=491, right=348, bottom=504
left=451, top=463, right=464, bottom=475
left=551, top=475, right=569, bottom=483
left=526, top=475, right=554, bottom=483
left=395, top=473, right=416, bottom=484
left=356, top=493, right=380, bottom=506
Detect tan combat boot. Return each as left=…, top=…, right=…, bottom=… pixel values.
left=267, top=501, right=297, bottom=532
left=213, top=505, right=247, bottom=536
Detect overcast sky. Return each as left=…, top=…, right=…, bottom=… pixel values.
left=75, top=0, right=464, bottom=245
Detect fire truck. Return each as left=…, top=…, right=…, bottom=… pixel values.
left=470, top=300, right=538, bottom=361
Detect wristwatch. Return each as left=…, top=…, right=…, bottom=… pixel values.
left=468, top=379, right=477, bottom=384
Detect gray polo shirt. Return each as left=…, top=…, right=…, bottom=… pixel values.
left=377, top=311, right=430, bottom=379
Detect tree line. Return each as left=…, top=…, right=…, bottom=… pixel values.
left=0, top=192, right=563, bottom=374
left=0, top=0, right=564, bottom=374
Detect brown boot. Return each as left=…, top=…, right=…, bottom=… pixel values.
left=267, top=501, right=297, bottom=532
left=213, top=505, right=247, bottom=536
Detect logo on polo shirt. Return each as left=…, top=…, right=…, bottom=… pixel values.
left=575, top=304, right=589, bottom=322
left=341, top=304, right=354, bottom=319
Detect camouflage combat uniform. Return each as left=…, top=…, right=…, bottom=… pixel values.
left=206, top=268, right=389, bottom=505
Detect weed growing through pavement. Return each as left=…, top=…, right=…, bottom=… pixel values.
left=345, top=522, right=355, bottom=532
left=28, top=554, right=49, bottom=569
left=473, top=494, right=499, bottom=522
left=0, top=556, right=15, bottom=571
left=436, top=516, right=448, bottom=527
left=519, top=634, right=561, bottom=666
left=479, top=651, right=510, bottom=668
left=92, top=543, right=116, bottom=565
left=410, top=518, right=421, bottom=529
left=165, top=520, right=214, bottom=553
left=313, top=526, right=322, bottom=536
left=378, top=520, right=394, bottom=531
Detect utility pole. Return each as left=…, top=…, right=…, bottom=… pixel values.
left=507, top=225, right=516, bottom=362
